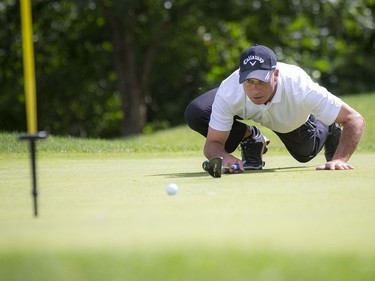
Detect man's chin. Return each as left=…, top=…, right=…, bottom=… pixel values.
left=251, top=98, right=265, bottom=104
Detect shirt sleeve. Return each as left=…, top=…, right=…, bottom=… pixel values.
left=298, top=69, right=343, bottom=125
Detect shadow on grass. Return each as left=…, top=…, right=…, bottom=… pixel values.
left=153, top=166, right=315, bottom=178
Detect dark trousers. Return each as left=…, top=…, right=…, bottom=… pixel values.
left=184, top=88, right=329, bottom=163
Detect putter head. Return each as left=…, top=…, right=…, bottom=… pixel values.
left=202, top=157, right=223, bottom=178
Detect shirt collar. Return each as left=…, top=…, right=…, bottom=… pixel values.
left=270, top=80, right=282, bottom=104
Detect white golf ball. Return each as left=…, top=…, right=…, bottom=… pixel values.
left=166, top=183, right=178, bottom=195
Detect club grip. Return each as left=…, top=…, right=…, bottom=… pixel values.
left=231, top=164, right=240, bottom=170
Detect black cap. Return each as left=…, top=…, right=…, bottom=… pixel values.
left=239, top=45, right=277, bottom=83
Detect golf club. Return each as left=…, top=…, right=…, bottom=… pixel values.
left=202, top=157, right=240, bottom=178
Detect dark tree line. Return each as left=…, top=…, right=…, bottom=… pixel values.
left=0, top=0, right=374, bottom=137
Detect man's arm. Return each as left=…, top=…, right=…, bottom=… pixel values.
left=317, top=102, right=365, bottom=170
left=204, top=127, right=244, bottom=172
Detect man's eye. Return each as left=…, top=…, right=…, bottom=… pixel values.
left=246, top=79, right=266, bottom=85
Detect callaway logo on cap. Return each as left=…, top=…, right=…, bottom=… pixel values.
left=239, top=44, right=277, bottom=83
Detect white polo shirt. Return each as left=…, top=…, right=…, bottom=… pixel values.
left=209, top=62, right=343, bottom=133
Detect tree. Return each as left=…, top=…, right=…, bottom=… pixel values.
left=99, top=0, right=240, bottom=135
left=0, top=0, right=373, bottom=138
left=101, top=0, right=178, bottom=135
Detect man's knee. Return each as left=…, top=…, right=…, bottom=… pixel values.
left=184, top=98, right=213, bottom=137
left=293, top=154, right=315, bottom=163
left=185, top=100, right=208, bottom=131
left=185, top=88, right=217, bottom=135
left=288, top=144, right=320, bottom=163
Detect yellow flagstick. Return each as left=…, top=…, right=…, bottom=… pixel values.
left=20, top=0, right=37, bottom=135
left=19, top=0, right=47, bottom=217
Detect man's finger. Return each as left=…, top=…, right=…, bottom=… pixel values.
left=316, top=161, right=354, bottom=170
left=316, top=165, right=327, bottom=170
left=316, top=162, right=334, bottom=170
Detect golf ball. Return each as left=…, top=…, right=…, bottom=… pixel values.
left=166, top=183, right=178, bottom=195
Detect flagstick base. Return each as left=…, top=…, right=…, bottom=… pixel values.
left=20, top=131, right=48, bottom=217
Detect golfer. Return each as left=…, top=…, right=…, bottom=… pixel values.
left=184, top=44, right=365, bottom=172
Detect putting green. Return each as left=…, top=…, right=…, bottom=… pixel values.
left=1, top=153, right=375, bottom=280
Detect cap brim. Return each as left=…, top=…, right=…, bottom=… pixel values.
left=239, top=70, right=273, bottom=83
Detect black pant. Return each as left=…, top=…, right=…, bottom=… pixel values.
left=184, top=88, right=330, bottom=163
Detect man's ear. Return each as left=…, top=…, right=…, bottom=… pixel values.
left=273, top=69, right=279, bottom=81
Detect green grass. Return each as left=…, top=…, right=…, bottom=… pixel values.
left=2, top=92, right=374, bottom=155
left=1, top=92, right=375, bottom=281
left=1, top=154, right=375, bottom=280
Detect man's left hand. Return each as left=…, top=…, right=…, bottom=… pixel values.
left=316, top=160, right=354, bottom=170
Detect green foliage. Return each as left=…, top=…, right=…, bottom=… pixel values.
left=0, top=0, right=373, bottom=137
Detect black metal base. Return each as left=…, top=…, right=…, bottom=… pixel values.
left=19, top=131, right=48, bottom=217
left=19, top=131, right=48, bottom=141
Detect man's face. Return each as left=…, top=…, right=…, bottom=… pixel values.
left=243, top=69, right=279, bottom=105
